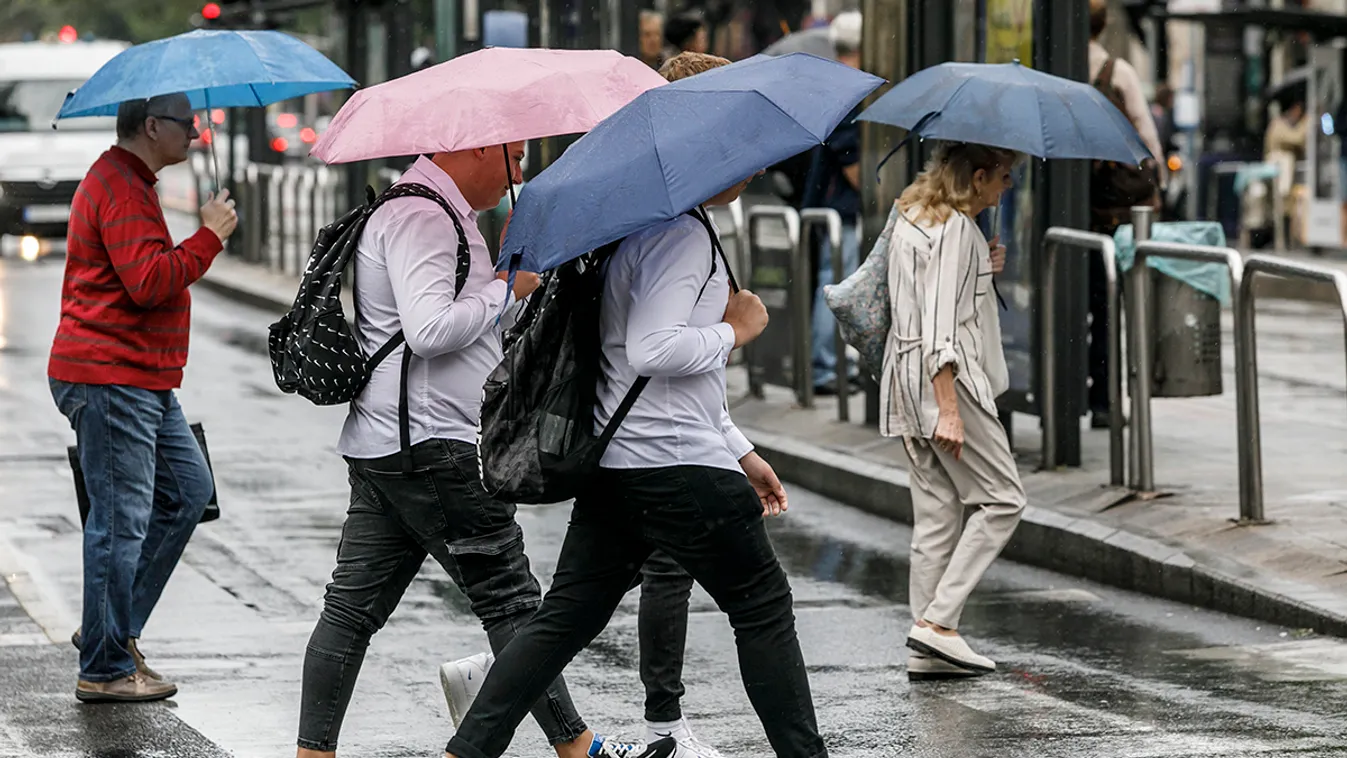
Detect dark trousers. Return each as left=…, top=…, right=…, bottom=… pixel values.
left=639, top=550, right=693, bottom=723
left=296, top=439, right=586, bottom=752
left=446, top=465, right=826, bottom=758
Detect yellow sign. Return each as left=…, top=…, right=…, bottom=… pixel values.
left=985, top=0, right=1033, bottom=66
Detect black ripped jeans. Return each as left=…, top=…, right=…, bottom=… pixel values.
left=296, top=439, right=586, bottom=752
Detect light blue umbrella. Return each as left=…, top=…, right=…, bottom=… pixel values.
left=54, top=29, right=354, bottom=185
left=499, top=52, right=884, bottom=274
left=858, top=60, right=1151, bottom=172
left=55, top=29, right=355, bottom=118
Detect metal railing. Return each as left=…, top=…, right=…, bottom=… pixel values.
left=1234, top=254, right=1347, bottom=524
left=800, top=207, right=850, bottom=420
left=744, top=205, right=805, bottom=405
left=1039, top=228, right=1124, bottom=486
left=1132, top=235, right=1251, bottom=514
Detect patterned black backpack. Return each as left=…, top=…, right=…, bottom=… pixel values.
left=267, top=182, right=469, bottom=414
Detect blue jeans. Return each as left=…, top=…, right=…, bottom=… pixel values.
left=50, top=380, right=213, bottom=682
left=811, top=220, right=861, bottom=387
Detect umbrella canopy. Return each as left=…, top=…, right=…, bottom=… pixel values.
left=499, top=52, right=884, bottom=273
left=857, top=61, right=1151, bottom=164
left=310, top=48, right=668, bottom=163
left=54, top=29, right=354, bottom=120
left=761, top=27, right=836, bottom=59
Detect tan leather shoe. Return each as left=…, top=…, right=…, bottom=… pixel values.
left=76, top=673, right=177, bottom=703
left=128, top=638, right=163, bottom=681
left=72, top=630, right=163, bottom=681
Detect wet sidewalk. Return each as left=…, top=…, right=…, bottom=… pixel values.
left=197, top=251, right=1347, bottom=638
left=728, top=291, right=1347, bottom=637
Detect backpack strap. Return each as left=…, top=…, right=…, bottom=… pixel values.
left=1094, top=57, right=1117, bottom=91
left=353, top=180, right=472, bottom=473
left=596, top=209, right=731, bottom=451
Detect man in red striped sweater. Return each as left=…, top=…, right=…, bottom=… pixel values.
left=49, top=92, right=238, bottom=703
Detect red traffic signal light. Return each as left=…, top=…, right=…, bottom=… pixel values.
left=202, top=3, right=222, bottom=20
left=58, top=25, right=78, bottom=43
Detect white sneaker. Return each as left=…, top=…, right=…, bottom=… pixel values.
left=591, top=735, right=679, bottom=758
left=907, top=652, right=985, bottom=681
left=439, top=652, right=494, bottom=727
left=643, top=718, right=725, bottom=758
left=906, top=624, right=995, bottom=673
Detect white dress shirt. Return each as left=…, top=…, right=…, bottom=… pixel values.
left=880, top=206, right=1008, bottom=440
left=337, top=157, right=513, bottom=459
left=595, top=213, right=754, bottom=472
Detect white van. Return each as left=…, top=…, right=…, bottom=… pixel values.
left=0, top=40, right=129, bottom=260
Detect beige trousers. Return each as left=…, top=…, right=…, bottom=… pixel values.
left=899, top=383, right=1026, bottom=630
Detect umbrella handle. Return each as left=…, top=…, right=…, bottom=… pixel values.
left=874, top=111, right=939, bottom=184
left=204, top=91, right=220, bottom=195
left=502, top=145, right=517, bottom=208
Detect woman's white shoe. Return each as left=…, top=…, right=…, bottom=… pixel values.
left=906, top=624, right=995, bottom=673
left=907, top=652, right=985, bottom=681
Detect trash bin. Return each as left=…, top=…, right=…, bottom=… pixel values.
left=1148, top=269, right=1223, bottom=397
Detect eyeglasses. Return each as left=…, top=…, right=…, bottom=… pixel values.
left=149, top=114, right=198, bottom=133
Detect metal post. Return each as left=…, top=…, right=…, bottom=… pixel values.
left=800, top=208, right=847, bottom=420
left=1129, top=206, right=1155, bottom=492
left=245, top=164, right=262, bottom=264
left=1134, top=239, right=1247, bottom=514
left=1039, top=228, right=1124, bottom=486
left=744, top=206, right=802, bottom=403
left=274, top=168, right=288, bottom=274
left=1234, top=255, right=1347, bottom=524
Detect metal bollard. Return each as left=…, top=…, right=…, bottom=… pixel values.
left=271, top=168, right=286, bottom=274
left=1039, top=228, right=1123, bottom=485
left=1128, top=206, right=1155, bottom=492
left=245, top=164, right=263, bottom=264
left=799, top=208, right=848, bottom=420
left=744, top=206, right=803, bottom=403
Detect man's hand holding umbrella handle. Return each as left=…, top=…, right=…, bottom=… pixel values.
left=496, top=270, right=540, bottom=300
left=724, top=289, right=768, bottom=348
left=201, top=190, right=238, bottom=243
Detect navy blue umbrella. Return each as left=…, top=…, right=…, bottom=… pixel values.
left=499, top=52, right=884, bottom=274
left=857, top=61, right=1151, bottom=170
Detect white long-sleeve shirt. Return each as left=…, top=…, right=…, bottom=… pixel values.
left=595, top=213, right=753, bottom=472
left=337, top=157, right=513, bottom=459
left=880, top=206, right=1008, bottom=440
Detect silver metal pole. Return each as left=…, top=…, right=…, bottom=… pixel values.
left=744, top=206, right=801, bottom=402
left=1129, top=206, right=1156, bottom=492
left=1101, top=237, right=1123, bottom=487
left=1233, top=259, right=1262, bottom=523
left=1040, top=238, right=1058, bottom=471
left=801, top=208, right=847, bottom=419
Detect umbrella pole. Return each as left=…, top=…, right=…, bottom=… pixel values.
left=204, top=92, right=221, bottom=194
left=502, top=145, right=517, bottom=207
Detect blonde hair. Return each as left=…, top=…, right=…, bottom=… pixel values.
left=659, top=52, right=731, bottom=82
left=897, top=142, right=1021, bottom=225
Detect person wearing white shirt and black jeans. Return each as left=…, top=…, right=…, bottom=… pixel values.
left=443, top=170, right=827, bottom=758
left=296, top=147, right=647, bottom=758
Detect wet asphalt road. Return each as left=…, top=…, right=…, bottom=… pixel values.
left=1, top=258, right=1346, bottom=758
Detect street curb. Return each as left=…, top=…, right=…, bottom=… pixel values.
left=744, top=427, right=1347, bottom=639
left=196, top=270, right=291, bottom=315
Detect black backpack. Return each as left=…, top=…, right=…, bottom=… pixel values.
left=267, top=182, right=469, bottom=464
left=481, top=208, right=732, bottom=504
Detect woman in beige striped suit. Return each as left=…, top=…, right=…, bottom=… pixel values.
left=880, top=142, right=1026, bottom=680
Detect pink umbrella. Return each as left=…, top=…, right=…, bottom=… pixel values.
left=310, top=47, right=668, bottom=164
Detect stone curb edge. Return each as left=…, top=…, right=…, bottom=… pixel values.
left=744, top=427, right=1347, bottom=639
left=196, top=267, right=1347, bottom=638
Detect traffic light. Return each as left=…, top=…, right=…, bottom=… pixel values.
left=58, top=25, right=78, bottom=43
left=202, top=3, right=222, bottom=20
